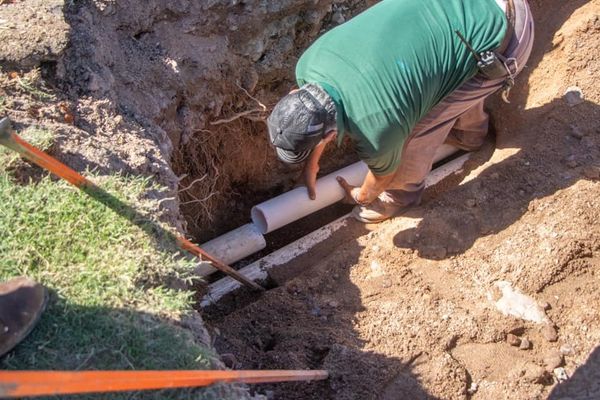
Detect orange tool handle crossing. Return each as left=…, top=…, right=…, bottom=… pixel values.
left=0, top=117, right=263, bottom=291
left=0, top=370, right=329, bottom=398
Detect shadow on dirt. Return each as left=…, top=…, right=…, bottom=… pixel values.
left=393, top=0, right=598, bottom=261
left=547, top=346, right=600, bottom=399
left=0, top=292, right=241, bottom=400
left=208, top=1, right=598, bottom=399
left=393, top=95, right=599, bottom=260
left=206, top=220, right=444, bottom=399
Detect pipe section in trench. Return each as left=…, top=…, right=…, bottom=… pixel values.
left=197, top=145, right=458, bottom=276
left=251, top=144, right=458, bottom=234
left=201, top=152, right=471, bottom=307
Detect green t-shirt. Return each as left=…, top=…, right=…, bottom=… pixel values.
left=296, top=0, right=507, bottom=175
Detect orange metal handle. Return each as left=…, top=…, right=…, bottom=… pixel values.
left=0, top=370, right=329, bottom=398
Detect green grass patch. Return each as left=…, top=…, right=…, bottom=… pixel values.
left=0, top=126, right=55, bottom=169
left=0, top=164, right=239, bottom=399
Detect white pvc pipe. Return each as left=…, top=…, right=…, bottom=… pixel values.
left=201, top=152, right=469, bottom=307
left=196, top=223, right=266, bottom=277
left=251, top=144, right=458, bottom=234
left=200, top=215, right=352, bottom=308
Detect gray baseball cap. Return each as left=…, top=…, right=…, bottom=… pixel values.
left=267, top=85, right=328, bottom=164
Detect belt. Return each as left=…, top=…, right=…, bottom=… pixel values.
left=496, top=0, right=516, bottom=55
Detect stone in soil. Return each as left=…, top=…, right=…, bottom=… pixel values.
left=583, top=166, right=600, bottom=180
left=553, top=367, right=569, bottom=382
left=566, top=159, right=579, bottom=169
left=569, top=125, right=585, bottom=139
left=521, top=362, right=548, bottom=384
left=564, top=86, right=584, bottom=106
left=507, top=333, right=522, bottom=347
left=541, top=324, right=559, bottom=342
left=560, top=343, right=575, bottom=356
left=519, top=338, right=531, bottom=350
left=543, top=350, right=564, bottom=372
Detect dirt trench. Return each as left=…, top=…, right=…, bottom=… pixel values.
left=2, top=0, right=600, bottom=399
left=204, top=1, right=600, bottom=399
left=60, top=0, right=371, bottom=241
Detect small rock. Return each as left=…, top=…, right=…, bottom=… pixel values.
left=541, top=324, right=559, bottom=342
left=554, top=367, right=568, bottom=382
left=560, top=343, right=575, bottom=356
left=333, top=273, right=340, bottom=280
left=519, top=338, right=531, bottom=350
left=507, top=333, right=521, bottom=347
left=583, top=166, right=600, bottom=180
left=569, top=125, right=585, bottom=139
left=428, top=246, right=447, bottom=259
left=490, top=172, right=500, bottom=179
left=332, top=10, right=346, bottom=24
left=467, top=382, right=478, bottom=395
left=221, top=353, right=238, bottom=369
left=328, top=300, right=339, bottom=308
left=538, top=301, right=551, bottom=311
left=566, top=159, right=579, bottom=169
left=465, top=198, right=477, bottom=208
left=543, top=351, right=564, bottom=372
left=265, top=390, right=275, bottom=400
left=285, top=282, right=300, bottom=294
left=564, top=86, right=584, bottom=106
left=522, top=362, right=547, bottom=383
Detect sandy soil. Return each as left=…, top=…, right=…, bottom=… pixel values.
left=207, top=1, right=600, bottom=399
left=2, top=0, right=599, bottom=399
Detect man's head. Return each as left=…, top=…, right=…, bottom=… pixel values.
left=267, top=84, right=334, bottom=164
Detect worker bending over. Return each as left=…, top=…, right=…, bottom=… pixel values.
left=267, top=0, right=534, bottom=223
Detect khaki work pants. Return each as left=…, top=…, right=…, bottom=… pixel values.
left=381, top=0, right=535, bottom=207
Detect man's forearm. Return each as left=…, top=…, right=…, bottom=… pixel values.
left=355, top=170, right=394, bottom=204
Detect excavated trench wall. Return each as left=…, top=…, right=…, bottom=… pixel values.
left=56, top=0, right=374, bottom=241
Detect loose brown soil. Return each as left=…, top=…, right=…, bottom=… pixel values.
left=2, top=0, right=600, bottom=399
left=206, top=1, right=600, bottom=399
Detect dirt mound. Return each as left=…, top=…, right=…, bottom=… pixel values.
left=207, top=1, right=600, bottom=399
left=1, top=0, right=370, bottom=240
left=2, top=0, right=600, bottom=399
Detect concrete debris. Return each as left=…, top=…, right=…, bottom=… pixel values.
left=564, top=86, right=584, bottom=106
left=467, top=382, right=478, bottom=395
left=489, top=281, right=551, bottom=324
left=553, top=367, right=569, bottom=383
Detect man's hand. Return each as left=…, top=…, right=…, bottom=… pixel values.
left=301, top=130, right=338, bottom=200
left=303, top=162, right=319, bottom=200
left=336, top=170, right=395, bottom=206
left=336, top=176, right=362, bottom=204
